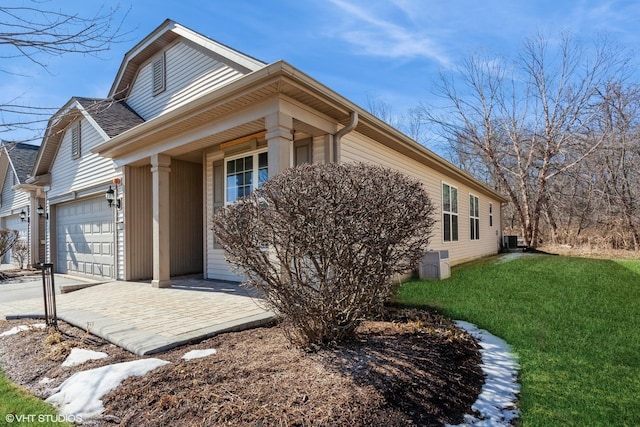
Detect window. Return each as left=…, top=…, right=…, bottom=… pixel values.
left=225, top=151, right=268, bottom=203
left=470, top=194, right=480, bottom=240
left=489, top=202, right=494, bottom=227
left=152, top=53, right=166, bottom=95
left=71, top=122, right=81, bottom=159
left=442, top=183, right=458, bottom=242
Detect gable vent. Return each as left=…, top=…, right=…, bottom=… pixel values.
left=71, top=122, right=81, bottom=160
left=152, top=53, right=166, bottom=96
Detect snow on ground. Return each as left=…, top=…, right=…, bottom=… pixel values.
left=448, top=321, right=521, bottom=426
left=182, top=348, right=217, bottom=360
left=0, top=323, right=46, bottom=337
left=45, top=358, right=170, bottom=420
left=61, top=348, right=109, bottom=367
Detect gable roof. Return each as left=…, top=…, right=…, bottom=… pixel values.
left=0, top=142, right=39, bottom=183
left=30, top=97, right=144, bottom=180
left=75, top=98, right=144, bottom=138
left=109, top=19, right=266, bottom=101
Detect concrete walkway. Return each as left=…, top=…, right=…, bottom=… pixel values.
left=0, top=278, right=275, bottom=355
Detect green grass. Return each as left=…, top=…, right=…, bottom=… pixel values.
left=396, top=254, right=640, bottom=426
left=0, top=369, right=72, bottom=427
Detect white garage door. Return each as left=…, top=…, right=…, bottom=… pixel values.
left=2, top=213, right=29, bottom=264
left=56, top=197, right=114, bottom=278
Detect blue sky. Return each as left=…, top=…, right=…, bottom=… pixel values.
left=2, top=0, right=640, bottom=145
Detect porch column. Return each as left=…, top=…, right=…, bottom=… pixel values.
left=265, top=112, right=293, bottom=178
left=151, top=154, right=171, bottom=288
left=28, top=195, right=39, bottom=267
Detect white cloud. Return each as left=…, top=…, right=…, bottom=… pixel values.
left=326, top=0, right=451, bottom=65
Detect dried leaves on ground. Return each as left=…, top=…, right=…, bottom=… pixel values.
left=0, top=308, right=484, bottom=426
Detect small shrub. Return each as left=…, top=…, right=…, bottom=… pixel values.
left=213, top=162, right=436, bottom=347
left=0, top=228, right=19, bottom=261
left=11, top=239, right=29, bottom=269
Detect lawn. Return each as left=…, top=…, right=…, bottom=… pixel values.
left=0, top=368, right=72, bottom=427
left=396, top=254, right=640, bottom=426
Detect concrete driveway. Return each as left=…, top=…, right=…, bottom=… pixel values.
left=0, top=274, right=96, bottom=304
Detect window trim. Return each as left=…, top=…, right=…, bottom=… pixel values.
left=224, top=149, right=268, bottom=205
left=442, top=182, right=459, bottom=242
left=489, top=202, right=494, bottom=227
left=469, top=193, right=480, bottom=241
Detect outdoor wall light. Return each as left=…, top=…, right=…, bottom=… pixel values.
left=37, top=204, right=48, bottom=219
left=19, top=209, right=27, bottom=222
left=105, top=186, right=116, bottom=207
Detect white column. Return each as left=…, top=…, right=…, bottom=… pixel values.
left=29, top=195, right=39, bottom=267
left=151, top=154, right=171, bottom=288
left=265, top=112, right=293, bottom=178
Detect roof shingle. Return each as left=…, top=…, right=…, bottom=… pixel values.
left=75, top=98, right=145, bottom=138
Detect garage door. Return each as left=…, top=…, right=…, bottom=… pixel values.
left=56, top=197, right=114, bottom=278
left=2, top=213, right=28, bottom=264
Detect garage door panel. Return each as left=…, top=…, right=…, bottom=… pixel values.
left=56, top=197, right=114, bottom=279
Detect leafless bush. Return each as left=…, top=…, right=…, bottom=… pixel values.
left=213, top=162, right=436, bottom=347
left=0, top=228, right=20, bottom=261
left=11, top=239, right=29, bottom=269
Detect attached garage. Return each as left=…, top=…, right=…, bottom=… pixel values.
left=55, top=196, right=115, bottom=278
left=2, top=213, right=29, bottom=264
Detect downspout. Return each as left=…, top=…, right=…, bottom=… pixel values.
left=332, top=111, right=358, bottom=162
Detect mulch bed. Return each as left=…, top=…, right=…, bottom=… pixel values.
left=0, top=308, right=484, bottom=426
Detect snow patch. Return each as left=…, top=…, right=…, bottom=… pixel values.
left=46, top=358, right=169, bottom=420
left=448, top=321, right=520, bottom=426
left=0, top=323, right=46, bottom=337
left=182, top=349, right=217, bottom=360
left=62, top=348, right=108, bottom=367
left=39, top=377, right=53, bottom=385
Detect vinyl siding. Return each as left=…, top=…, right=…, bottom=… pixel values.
left=0, top=171, right=29, bottom=216
left=47, top=118, right=115, bottom=199
left=124, top=165, right=153, bottom=280
left=204, top=148, right=244, bottom=282
left=169, top=159, right=203, bottom=276
left=340, top=133, right=501, bottom=265
left=127, top=41, right=247, bottom=121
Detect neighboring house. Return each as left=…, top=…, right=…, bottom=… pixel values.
left=0, top=142, right=42, bottom=265
left=26, top=20, right=506, bottom=285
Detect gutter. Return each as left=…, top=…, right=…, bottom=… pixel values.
left=332, top=111, right=358, bottom=162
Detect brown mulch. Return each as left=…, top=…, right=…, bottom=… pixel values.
left=0, top=308, right=484, bottom=426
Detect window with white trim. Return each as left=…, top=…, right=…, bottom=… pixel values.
left=225, top=150, right=268, bottom=203
left=442, top=183, right=458, bottom=242
left=71, top=122, right=81, bottom=160
left=470, top=194, right=480, bottom=240
left=152, top=53, right=166, bottom=95
left=489, top=202, right=494, bottom=227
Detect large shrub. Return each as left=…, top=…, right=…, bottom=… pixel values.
left=213, top=162, right=436, bottom=347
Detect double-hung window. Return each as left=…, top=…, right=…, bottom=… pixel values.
left=470, top=194, right=480, bottom=240
left=225, top=151, right=268, bottom=203
left=442, top=183, right=458, bottom=242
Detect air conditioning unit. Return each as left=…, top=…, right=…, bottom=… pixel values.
left=418, top=250, right=451, bottom=280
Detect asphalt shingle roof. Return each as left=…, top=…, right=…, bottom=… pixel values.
left=75, top=97, right=145, bottom=138
left=2, top=142, right=39, bottom=183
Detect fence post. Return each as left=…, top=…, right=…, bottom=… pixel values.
left=39, top=263, right=58, bottom=330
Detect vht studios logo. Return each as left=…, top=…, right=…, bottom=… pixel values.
left=5, top=413, right=83, bottom=423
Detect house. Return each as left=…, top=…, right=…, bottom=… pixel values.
left=0, top=141, right=42, bottom=266
left=25, top=20, right=506, bottom=285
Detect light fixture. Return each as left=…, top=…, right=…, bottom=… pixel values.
left=19, top=209, right=27, bottom=222
left=105, top=186, right=116, bottom=208
left=37, top=205, right=44, bottom=216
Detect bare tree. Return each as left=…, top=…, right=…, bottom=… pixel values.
left=425, top=33, right=629, bottom=247
left=213, top=163, right=436, bottom=347
left=0, top=2, right=129, bottom=140
left=0, top=228, right=19, bottom=261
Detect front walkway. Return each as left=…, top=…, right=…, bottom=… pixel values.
left=0, top=278, right=275, bottom=355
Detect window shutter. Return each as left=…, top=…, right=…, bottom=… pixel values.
left=212, top=160, right=224, bottom=249
left=71, top=122, right=81, bottom=159
left=152, top=53, right=166, bottom=95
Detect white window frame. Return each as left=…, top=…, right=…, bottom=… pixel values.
left=224, top=149, right=268, bottom=205
left=152, top=52, right=166, bottom=96
left=442, top=182, right=459, bottom=242
left=489, top=202, right=494, bottom=227
left=470, top=193, right=480, bottom=241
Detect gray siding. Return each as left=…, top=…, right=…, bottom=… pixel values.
left=126, top=41, right=247, bottom=121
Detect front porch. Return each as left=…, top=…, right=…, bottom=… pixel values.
left=1, top=277, right=275, bottom=355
